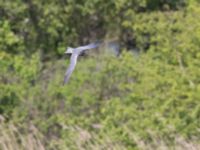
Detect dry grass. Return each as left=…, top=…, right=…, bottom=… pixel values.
left=0, top=118, right=199, bottom=150
left=0, top=120, right=45, bottom=150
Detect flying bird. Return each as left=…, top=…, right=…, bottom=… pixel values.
left=63, top=42, right=101, bottom=85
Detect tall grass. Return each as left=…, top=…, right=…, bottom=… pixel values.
left=0, top=119, right=45, bottom=150
left=0, top=119, right=199, bottom=150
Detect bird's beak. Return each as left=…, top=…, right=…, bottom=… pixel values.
left=65, top=51, right=72, bottom=55
left=64, top=50, right=70, bottom=54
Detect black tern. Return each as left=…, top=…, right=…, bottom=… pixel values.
left=63, top=42, right=101, bottom=85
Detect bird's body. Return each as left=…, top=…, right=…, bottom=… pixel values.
left=63, top=42, right=101, bottom=85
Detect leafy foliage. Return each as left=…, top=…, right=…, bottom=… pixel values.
left=1, top=0, right=200, bottom=149
left=0, top=0, right=195, bottom=57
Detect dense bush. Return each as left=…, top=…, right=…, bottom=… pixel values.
left=1, top=0, right=200, bottom=149
left=0, top=0, right=196, bottom=57
left=1, top=50, right=200, bottom=149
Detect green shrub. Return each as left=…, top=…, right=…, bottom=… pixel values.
left=1, top=1, right=200, bottom=149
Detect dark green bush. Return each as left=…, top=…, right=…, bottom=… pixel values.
left=1, top=1, right=200, bottom=149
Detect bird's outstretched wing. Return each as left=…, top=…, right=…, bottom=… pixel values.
left=76, top=41, right=101, bottom=52
left=63, top=53, right=78, bottom=85
left=63, top=41, right=101, bottom=85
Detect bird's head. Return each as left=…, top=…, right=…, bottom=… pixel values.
left=65, top=47, right=74, bottom=54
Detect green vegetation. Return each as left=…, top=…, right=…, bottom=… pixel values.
left=0, top=0, right=200, bottom=149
